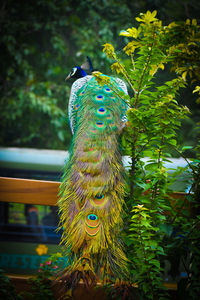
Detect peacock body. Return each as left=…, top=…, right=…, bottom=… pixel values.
left=58, top=66, right=128, bottom=285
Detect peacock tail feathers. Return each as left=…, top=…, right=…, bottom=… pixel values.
left=58, top=74, right=129, bottom=285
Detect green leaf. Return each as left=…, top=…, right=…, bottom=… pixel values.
left=182, top=146, right=193, bottom=151
left=168, top=139, right=177, bottom=146
left=145, top=163, right=159, bottom=171
left=159, top=224, right=173, bottom=236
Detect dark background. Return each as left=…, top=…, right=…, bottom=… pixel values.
left=0, top=0, right=200, bottom=155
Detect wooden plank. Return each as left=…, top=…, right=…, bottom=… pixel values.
left=7, top=274, right=177, bottom=295
left=168, top=192, right=187, bottom=200
left=0, top=176, right=188, bottom=207
left=0, top=177, right=60, bottom=206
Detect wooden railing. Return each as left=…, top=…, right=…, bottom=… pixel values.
left=0, top=176, right=187, bottom=206
left=0, top=176, right=59, bottom=206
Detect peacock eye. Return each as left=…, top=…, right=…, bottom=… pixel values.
left=71, top=67, right=77, bottom=76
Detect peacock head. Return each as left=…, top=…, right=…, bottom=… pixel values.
left=65, top=56, right=93, bottom=80
left=65, top=66, right=87, bottom=80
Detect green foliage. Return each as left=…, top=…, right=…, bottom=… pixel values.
left=0, top=253, right=69, bottom=300
left=164, top=19, right=200, bottom=84
left=95, top=10, right=200, bottom=299
left=0, top=269, right=19, bottom=300
left=0, top=0, right=132, bottom=149
left=0, top=0, right=73, bottom=149
left=19, top=252, right=64, bottom=300
left=1, top=1, right=199, bottom=150
left=129, top=205, right=167, bottom=299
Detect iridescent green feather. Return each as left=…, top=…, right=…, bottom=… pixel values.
left=58, top=75, right=128, bottom=283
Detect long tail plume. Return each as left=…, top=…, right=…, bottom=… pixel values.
left=58, top=75, right=129, bottom=291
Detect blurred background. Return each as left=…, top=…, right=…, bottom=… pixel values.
left=0, top=0, right=200, bottom=154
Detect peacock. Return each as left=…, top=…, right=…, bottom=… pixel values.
left=58, top=57, right=129, bottom=290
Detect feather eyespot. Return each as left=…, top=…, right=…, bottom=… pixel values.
left=74, top=104, right=80, bottom=110
left=95, top=95, right=104, bottom=101
left=96, top=121, right=105, bottom=128
left=95, top=194, right=104, bottom=200
left=97, top=107, right=106, bottom=115
left=104, top=87, right=111, bottom=92
left=85, top=214, right=100, bottom=235
left=88, top=214, right=98, bottom=221
left=92, top=194, right=108, bottom=207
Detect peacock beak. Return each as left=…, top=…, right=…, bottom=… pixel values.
left=65, top=74, right=71, bottom=81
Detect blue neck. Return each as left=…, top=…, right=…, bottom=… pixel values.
left=76, top=67, right=87, bottom=78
